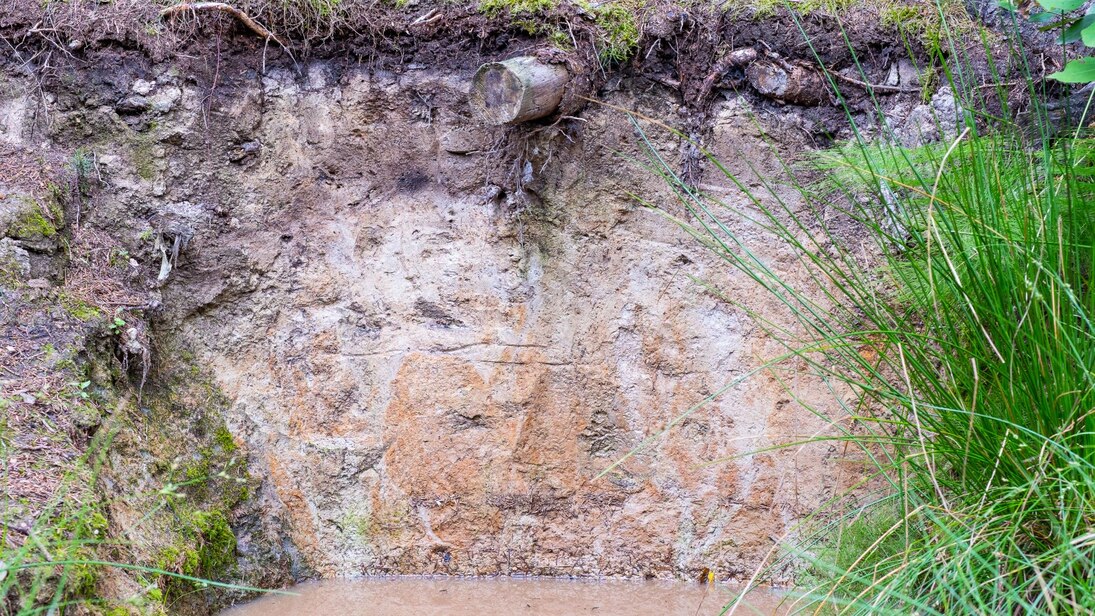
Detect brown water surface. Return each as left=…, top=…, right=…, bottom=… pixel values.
left=221, top=577, right=787, bottom=616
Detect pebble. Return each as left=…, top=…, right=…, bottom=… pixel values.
left=132, top=79, right=155, bottom=96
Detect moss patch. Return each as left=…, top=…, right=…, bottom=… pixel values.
left=339, top=508, right=375, bottom=541
left=119, top=347, right=270, bottom=607
left=212, top=425, right=239, bottom=454
left=173, top=419, right=247, bottom=504
left=590, top=2, right=640, bottom=63
left=0, top=244, right=28, bottom=288
left=880, top=1, right=976, bottom=57
left=10, top=200, right=59, bottom=239
left=730, top=0, right=858, bottom=17
left=156, top=509, right=238, bottom=599
left=478, top=0, right=554, bottom=18
left=43, top=488, right=114, bottom=600
left=131, top=133, right=158, bottom=182
left=60, top=293, right=104, bottom=321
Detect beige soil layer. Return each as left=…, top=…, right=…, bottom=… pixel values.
left=2, top=55, right=859, bottom=586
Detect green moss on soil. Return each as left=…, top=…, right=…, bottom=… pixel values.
left=131, top=133, right=158, bottom=182
left=880, top=1, right=976, bottom=57
left=15, top=334, right=262, bottom=612
left=44, top=496, right=114, bottom=600
left=11, top=200, right=59, bottom=239
left=590, top=3, right=640, bottom=63
left=730, top=0, right=859, bottom=17
left=213, top=424, right=239, bottom=454
left=0, top=253, right=25, bottom=288
left=117, top=347, right=269, bottom=607
left=478, top=0, right=554, bottom=17
left=340, top=508, right=375, bottom=540
left=60, top=293, right=104, bottom=321
left=727, top=0, right=975, bottom=54
left=156, top=509, right=238, bottom=599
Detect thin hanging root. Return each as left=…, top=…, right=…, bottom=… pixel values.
left=160, top=2, right=287, bottom=48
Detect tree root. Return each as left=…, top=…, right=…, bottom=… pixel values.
left=828, top=69, right=921, bottom=94
left=160, top=2, right=287, bottom=48
left=698, top=46, right=922, bottom=106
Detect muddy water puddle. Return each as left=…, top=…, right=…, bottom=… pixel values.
left=221, top=577, right=787, bottom=615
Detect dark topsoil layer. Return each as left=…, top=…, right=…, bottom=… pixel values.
left=4, top=0, right=908, bottom=68
left=0, top=0, right=1071, bottom=145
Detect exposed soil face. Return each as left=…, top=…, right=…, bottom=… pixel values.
left=161, top=68, right=856, bottom=580
left=31, top=58, right=845, bottom=580
left=0, top=1, right=1068, bottom=612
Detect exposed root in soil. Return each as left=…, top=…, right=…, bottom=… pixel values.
left=160, top=2, right=286, bottom=47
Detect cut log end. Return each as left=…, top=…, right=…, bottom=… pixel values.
left=746, top=61, right=828, bottom=107
left=469, top=57, right=570, bottom=125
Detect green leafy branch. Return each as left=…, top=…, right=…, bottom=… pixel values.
left=1001, top=0, right=1095, bottom=82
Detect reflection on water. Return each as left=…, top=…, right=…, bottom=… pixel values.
left=221, top=577, right=787, bottom=616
